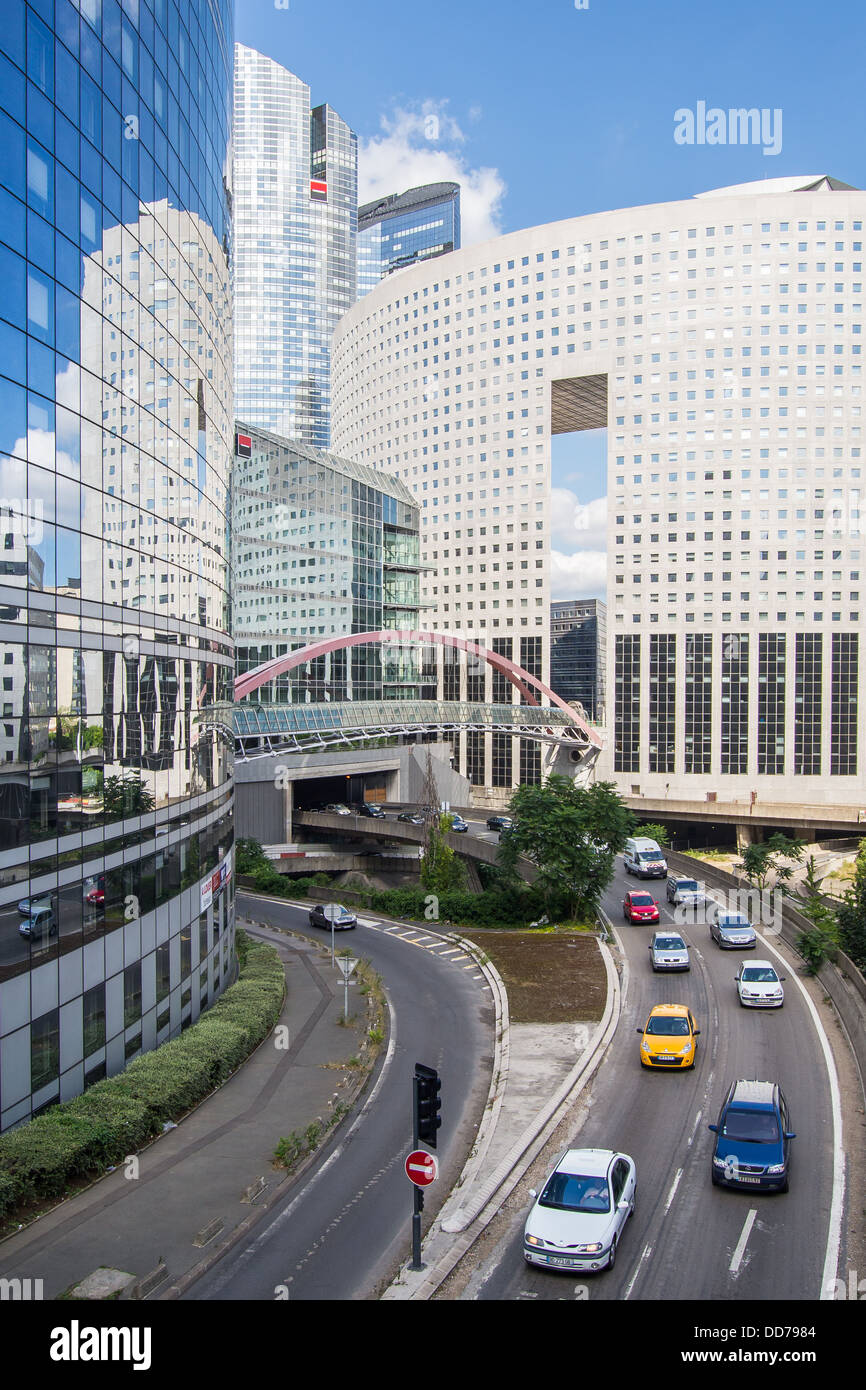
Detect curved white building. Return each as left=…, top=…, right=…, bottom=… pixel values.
left=332, top=177, right=866, bottom=811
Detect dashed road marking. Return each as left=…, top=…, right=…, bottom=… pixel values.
left=729, top=1209, right=758, bottom=1276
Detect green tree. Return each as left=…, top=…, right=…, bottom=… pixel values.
left=102, top=773, right=156, bottom=818
left=635, top=821, right=671, bottom=847
left=741, top=833, right=805, bottom=892
left=498, top=776, right=635, bottom=920
left=421, top=813, right=467, bottom=894
left=836, top=839, right=866, bottom=973
left=236, top=837, right=268, bottom=875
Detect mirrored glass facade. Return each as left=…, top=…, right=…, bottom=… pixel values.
left=0, top=0, right=235, bottom=1130
left=357, top=182, right=460, bottom=301
left=233, top=45, right=357, bottom=449
left=233, top=424, right=421, bottom=702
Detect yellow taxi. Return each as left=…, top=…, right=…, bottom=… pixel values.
left=636, top=1004, right=700, bottom=1069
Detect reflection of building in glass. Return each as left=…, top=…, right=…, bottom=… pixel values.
left=233, top=45, right=357, bottom=448
left=357, top=183, right=461, bottom=300
left=550, top=599, right=606, bottom=722
left=233, top=425, right=421, bottom=702
left=0, top=2, right=235, bottom=1130
left=334, top=177, right=866, bottom=807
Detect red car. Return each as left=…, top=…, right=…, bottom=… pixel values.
left=623, top=891, right=660, bottom=924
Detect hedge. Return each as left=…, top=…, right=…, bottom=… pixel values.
left=0, top=933, right=285, bottom=1223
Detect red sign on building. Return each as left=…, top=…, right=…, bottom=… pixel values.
left=310, top=180, right=328, bottom=202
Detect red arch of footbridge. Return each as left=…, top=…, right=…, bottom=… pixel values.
left=234, top=629, right=603, bottom=750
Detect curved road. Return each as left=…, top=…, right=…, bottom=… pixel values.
left=467, top=856, right=841, bottom=1302
left=186, top=893, right=494, bottom=1300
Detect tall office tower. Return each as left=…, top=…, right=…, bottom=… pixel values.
left=333, top=177, right=866, bottom=809
left=550, top=599, right=607, bottom=721
left=357, top=182, right=461, bottom=300
left=0, top=0, right=235, bottom=1130
left=232, top=425, right=422, bottom=703
left=233, top=45, right=357, bottom=449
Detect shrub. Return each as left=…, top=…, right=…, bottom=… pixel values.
left=0, top=937, right=285, bottom=1223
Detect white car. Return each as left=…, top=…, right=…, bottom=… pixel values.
left=735, top=959, right=786, bottom=1008
left=523, top=1147, right=636, bottom=1273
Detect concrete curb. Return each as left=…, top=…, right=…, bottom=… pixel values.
left=383, top=929, right=622, bottom=1300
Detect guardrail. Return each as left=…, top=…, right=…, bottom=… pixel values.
left=667, top=848, right=866, bottom=1098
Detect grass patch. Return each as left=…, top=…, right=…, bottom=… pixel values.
left=461, top=930, right=607, bottom=1023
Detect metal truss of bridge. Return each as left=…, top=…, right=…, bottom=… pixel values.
left=233, top=699, right=598, bottom=761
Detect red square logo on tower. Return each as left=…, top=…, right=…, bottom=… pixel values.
left=235, top=432, right=252, bottom=458
left=310, top=180, right=328, bottom=202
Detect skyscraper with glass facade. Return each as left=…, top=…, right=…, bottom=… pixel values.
left=233, top=425, right=422, bottom=703
left=0, top=0, right=235, bottom=1130
left=233, top=45, right=357, bottom=449
left=357, top=183, right=461, bottom=300
left=550, top=599, right=607, bottom=721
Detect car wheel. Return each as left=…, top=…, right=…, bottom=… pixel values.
left=309, top=915, right=316, bottom=928
left=711, top=1171, right=721, bottom=1186
left=607, top=1238, right=616, bottom=1271
left=778, top=1177, right=789, bottom=1194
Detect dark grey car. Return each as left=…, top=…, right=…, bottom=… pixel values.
left=309, top=903, right=357, bottom=931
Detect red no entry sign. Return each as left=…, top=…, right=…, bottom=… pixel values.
left=405, top=1149, right=439, bottom=1187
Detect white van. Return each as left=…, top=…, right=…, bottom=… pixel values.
left=624, top=837, right=668, bottom=879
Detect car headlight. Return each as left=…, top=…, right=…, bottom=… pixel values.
left=576, top=1243, right=603, bottom=1254
left=679, top=1044, right=692, bottom=1055
left=766, top=1163, right=786, bottom=1175
left=642, top=1041, right=652, bottom=1052
left=525, top=1234, right=544, bottom=1247
left=712, top=1156, right=727, bottom=1169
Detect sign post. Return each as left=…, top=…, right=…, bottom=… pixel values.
left=335, top=955, right=358, bottom=1018
left=409, top=1063, right=442, bottom=1270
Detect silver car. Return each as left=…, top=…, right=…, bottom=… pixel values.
left=648, top=931, right=690, bottom=972
left=710, top=912, right=757, bottom=949
left=524, top=1147, right=636, bottom=1273
left=666, top=875, right=706, bottom=908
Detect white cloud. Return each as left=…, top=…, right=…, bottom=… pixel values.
left=550, top=549, right=608, bottom=600
left=547, top=488, right=608, bottom=599
left=358, top=102, right=506, bottom=247
left=549, top=488, right=607, bottom=553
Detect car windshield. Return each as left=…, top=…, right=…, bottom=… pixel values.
left=632, top=895, right=655, bottom=906
left=539, top=1172, right=611, bottom=1213
left=677, top=881, right=699, bottom=892
left=646, top=1016, right=690, bottom=1036
left=324, top=904, right=350, bottom=917
left=655, top=937, right=685, bottom=950
left=720, top=917, right=752, bottom=930
left=639, top=851, right=664, bottom=861
left=722, top=1109, right=780, bottom=1143
left=742, top=967, right=778, bottom=982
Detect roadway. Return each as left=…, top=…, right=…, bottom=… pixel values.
left=464, top=855, right=840, bottom=1301
left=185, top=892, right=494, bottom=1301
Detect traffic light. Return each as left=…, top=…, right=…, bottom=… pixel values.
left=415, top=1063, right=442, bottom=1148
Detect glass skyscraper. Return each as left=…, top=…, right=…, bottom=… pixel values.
left=233, top=425, right=422, bottom=703
left=357, top=182, right=460, bottom=300
left=0, top=0, right=235, bottom=1130
left=233, top=45, right=357, bottom=449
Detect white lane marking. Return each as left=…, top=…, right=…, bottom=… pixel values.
left=623, top=1243, right=652, bottom=1300
left=662, top=1167, right=683, bottom=1215
left=356, top=917, right=378, bottom=927
left=687, top=1109, right=703, bottom=1147
left=753, top=929, right=846, bottom=1299
left=729, top=1208, right=757, bottom=1275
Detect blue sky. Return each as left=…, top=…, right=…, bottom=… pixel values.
left=236, top=0, right=866, bottom=596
